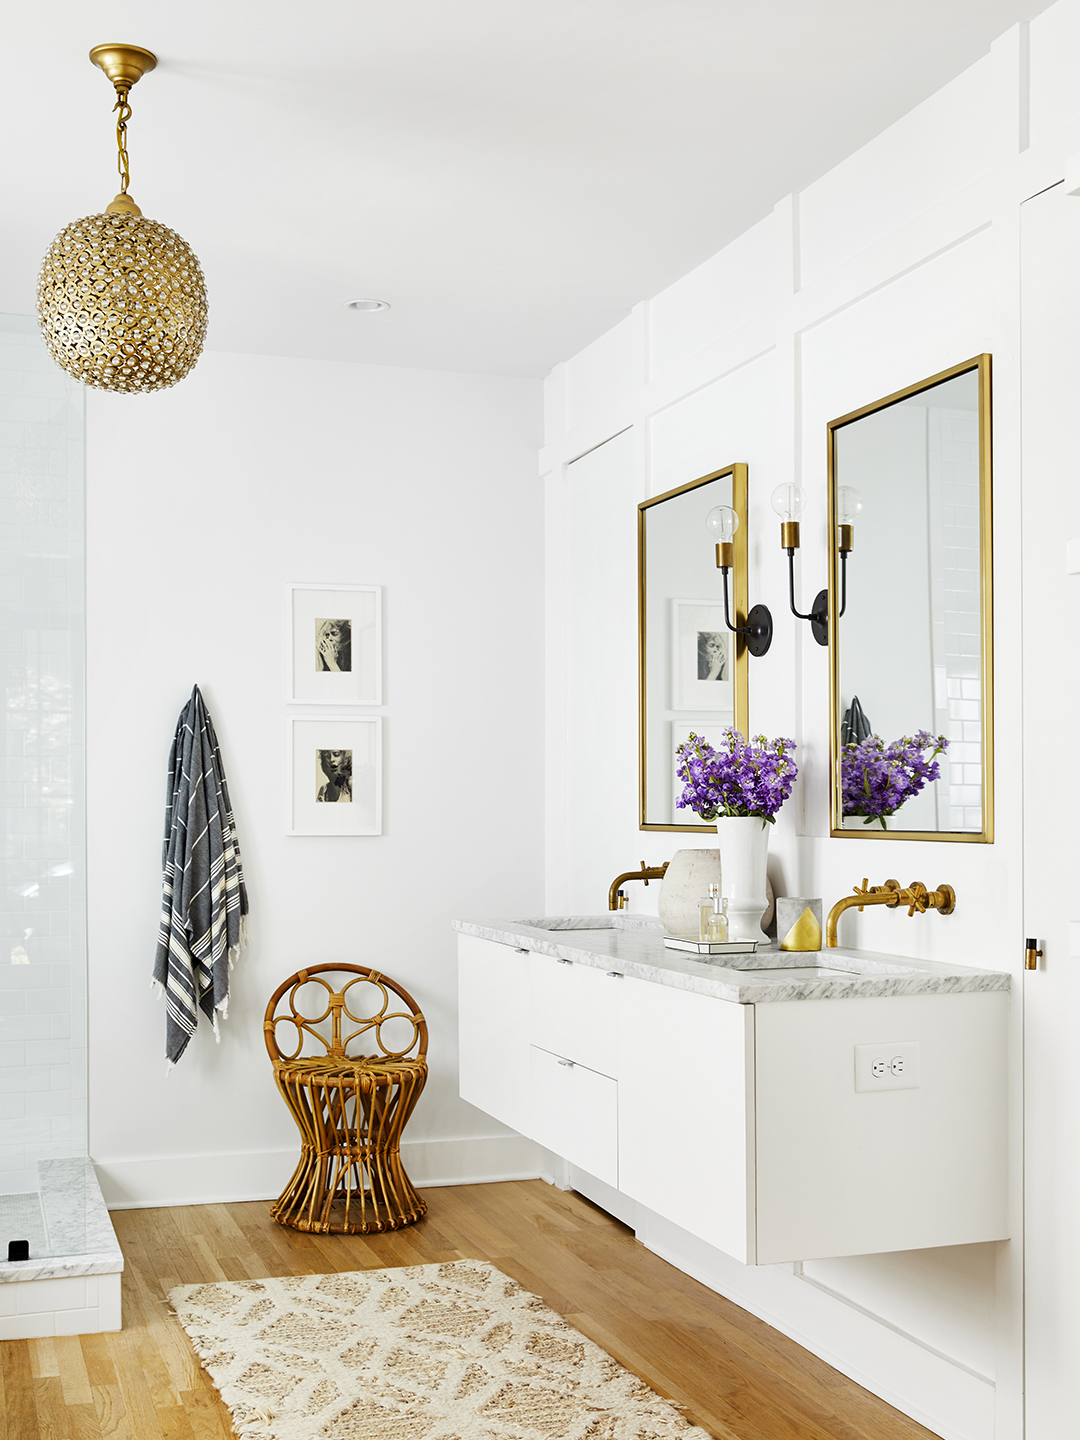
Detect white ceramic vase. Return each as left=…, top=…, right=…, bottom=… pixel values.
left=715, top=815, right=771, bottom=942
left=657, top=849, right=723, bottom=940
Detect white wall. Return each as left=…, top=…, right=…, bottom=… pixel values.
left=84, top=348, right=544, bottom=1206
left=537, top=4, right=1080, bottom=1433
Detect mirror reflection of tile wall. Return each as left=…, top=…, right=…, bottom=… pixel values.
left=0, top=316, right=87, bottom=1194
left=831, top=361, right=990, bottom=840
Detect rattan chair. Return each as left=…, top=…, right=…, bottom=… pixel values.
left=263, top=964, right=428, bottom=1234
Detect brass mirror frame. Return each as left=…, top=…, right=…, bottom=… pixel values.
left=827, top=354, right=994, bottom=842
left=638, top=463, right=749, bottom=832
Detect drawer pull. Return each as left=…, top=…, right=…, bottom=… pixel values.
left=606, top=971, right=623, bottom=979
left=556, top=958, right=573, bottom=965
left=557, top=1059, right=574, bottom=1067
left=514, top=947, right=529, bottom=954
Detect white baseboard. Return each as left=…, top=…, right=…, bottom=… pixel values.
left=567, top=1168, right=993, bottom=1440
left=95, top=1134, right=541, bottom=1211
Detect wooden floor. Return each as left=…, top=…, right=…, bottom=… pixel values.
left=0, top=1180, right=938, bottom=1440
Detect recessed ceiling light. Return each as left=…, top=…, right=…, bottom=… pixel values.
left=345, top=299, right=390, bottom=313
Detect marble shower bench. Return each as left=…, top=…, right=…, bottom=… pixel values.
left=0, top=1157, right=123, bottom=1339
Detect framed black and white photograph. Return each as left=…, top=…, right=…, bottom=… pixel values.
left=288, top=584, right=381, bottom=704
left=671, top=599, right=734, bottom=711
left=288, top=716, right=382, bottom=835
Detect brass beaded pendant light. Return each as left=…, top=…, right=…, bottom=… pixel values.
left=37, top=44, right=207, bottom=393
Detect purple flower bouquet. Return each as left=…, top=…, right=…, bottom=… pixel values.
left=841, top=730, right=949, bottom=829
left=675, top=727, right=798, bottom=824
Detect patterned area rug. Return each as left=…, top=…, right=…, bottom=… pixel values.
left=170, top=1258, right=711, bottom=1440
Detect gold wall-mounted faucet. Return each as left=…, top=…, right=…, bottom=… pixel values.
left=825, top=878, right=955, bottom=948
left=608, top=861, right=669, bottom=911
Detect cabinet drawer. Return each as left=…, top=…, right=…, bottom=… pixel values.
left=529, top=1046, right=618, bottom=1186
left=529, top=953, right=619, bottom=1077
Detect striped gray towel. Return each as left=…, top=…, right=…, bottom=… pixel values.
left=152, top=685, right=249, bottom=1066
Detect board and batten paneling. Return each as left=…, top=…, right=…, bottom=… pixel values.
left=537, top=15, right=1065, bottom=1436
left=647, top=212, right=784, bottom=382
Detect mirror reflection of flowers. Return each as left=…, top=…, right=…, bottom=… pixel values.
left=675, top=727, right=798, bottom=824
left=841, top=730, right=948, bottom=829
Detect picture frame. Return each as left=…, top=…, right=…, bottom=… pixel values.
left=288, top=716, right=383, bottom=836
left=287, top=584, right=382, bottom=705
left=670, top=599, right=734, bottom=711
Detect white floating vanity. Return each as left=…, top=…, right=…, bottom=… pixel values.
left=455, top=915, right=1010, bottom=1266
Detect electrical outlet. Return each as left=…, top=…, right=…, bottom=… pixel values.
left=854, top=1040, right=921, bottom=1092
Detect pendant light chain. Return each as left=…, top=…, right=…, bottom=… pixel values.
left=113, top=86, right=133, bottom=194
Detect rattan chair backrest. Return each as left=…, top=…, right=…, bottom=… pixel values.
left=263, top=964, right=427, bottom=1064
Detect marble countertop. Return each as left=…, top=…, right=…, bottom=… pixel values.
left=0, top=1157, right=123, bottom=1285
left=453, top=915, right=1011, bottom=1004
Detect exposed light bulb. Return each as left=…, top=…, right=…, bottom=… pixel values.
left=705, top=505, right=738, bottom=543
left=837, top=486, right=863, bottom=525
left=770, top=484, right=805, bottom=523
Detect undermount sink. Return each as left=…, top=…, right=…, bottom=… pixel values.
left=720, top=954, right=856, bottom=973
left=717, top=952, right=913, bottom=977
left=512, top=917, right=922, bottom=978
left=516, top=916, right=624, bottom=931
left=732, top=964, right=860, bottom=980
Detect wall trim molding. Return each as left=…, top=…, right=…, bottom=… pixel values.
left=94, top=1135, right=541, bottom=1211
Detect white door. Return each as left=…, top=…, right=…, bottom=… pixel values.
left=617, top=976, right=755, bottom=1264
left=457, top=935, right=531, bottom=1134
left=1020, top=179, right=1080, bottom=1437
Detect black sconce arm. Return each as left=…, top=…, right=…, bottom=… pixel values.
left=718, top=564, right=773, bottom=657
left=783, top=543, right=851, bottom=645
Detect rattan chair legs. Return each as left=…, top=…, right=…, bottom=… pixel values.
left=264, top=967, right=429, bottom=1235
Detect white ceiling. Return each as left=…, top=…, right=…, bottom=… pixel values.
left=0, top=1, right=1054, bottom=377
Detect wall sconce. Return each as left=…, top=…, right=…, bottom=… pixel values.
left=769, top=484, right=860, bottom=646
left=705, top=505, right=773, bottom=656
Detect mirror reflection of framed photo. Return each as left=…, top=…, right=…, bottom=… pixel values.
left=288, top=716, right=382, bottom=835
left=287, top=584, right=381, bottom=704
left=671, top=599, right=733, bottom=711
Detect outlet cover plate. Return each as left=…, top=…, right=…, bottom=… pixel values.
left=854, top=1040, right=921, bottom=1092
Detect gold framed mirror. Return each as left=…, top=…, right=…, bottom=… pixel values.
left=828, top=355, right=993, bottom=841
left=639, top=463, right=749, bottom=831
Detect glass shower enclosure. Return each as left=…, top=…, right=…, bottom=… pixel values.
left=0, top=313, right=89, bottom=1262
